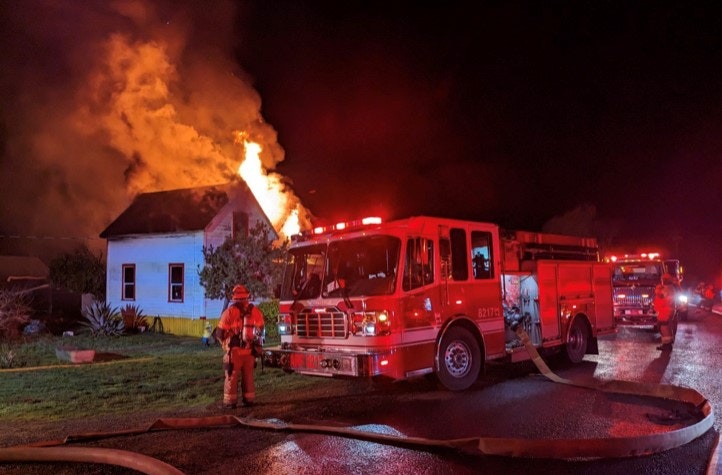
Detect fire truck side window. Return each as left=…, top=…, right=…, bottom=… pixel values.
left=403, top=237, right=434, bottom=291
left=471, top=231, right=493, bottom=279
left=450, top=228, right=468, bottom=280
left=280, top=246, right=326, bottom=300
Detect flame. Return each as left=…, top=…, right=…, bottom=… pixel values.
left=235, top=134, right=302, bottom=238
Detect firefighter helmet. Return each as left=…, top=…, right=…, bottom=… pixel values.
left=232, top=284, right=250, bottom=300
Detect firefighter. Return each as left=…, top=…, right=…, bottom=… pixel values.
left=216, top=284, right=265, bottom=408
left=703, top=283, right=715, bottom=311
left=654, top=274, right=677, bottom=351
left=201, top=321, right=213, bottom=347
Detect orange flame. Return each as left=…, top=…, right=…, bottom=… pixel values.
left=235, top=134, right=302, bottom=239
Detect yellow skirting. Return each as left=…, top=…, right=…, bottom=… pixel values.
left=149, top=317, right=219, bottom=337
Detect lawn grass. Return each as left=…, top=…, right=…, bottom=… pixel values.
left=0, top=333, right=333, bottom=422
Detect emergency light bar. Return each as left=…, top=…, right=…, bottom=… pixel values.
left=293, top=217, right=383, bottom=241
left=605, top=252, right=662, bottom=263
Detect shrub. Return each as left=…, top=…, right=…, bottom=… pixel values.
left=120, top=304, right=148, bottom=333
left=82, top=301, right=125, bottom=337
left=257, top=299, right=279, bottom=341
left=0, top=289, right=32, bottom=340
left=0, top=342, right=17, bottom=368
left=49, top=245, right=106, bottom=300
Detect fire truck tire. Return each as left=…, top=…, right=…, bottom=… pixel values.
left=564, top=318, right=588, bottom=364
left=436, top=326, right=482, bottom=391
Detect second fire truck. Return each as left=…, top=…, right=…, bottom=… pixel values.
left=265, top=216, right=616, bottom=391
left=606, top=252, right=687, bottom=325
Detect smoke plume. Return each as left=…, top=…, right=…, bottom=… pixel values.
left=0, top=0, right=308, bottom=260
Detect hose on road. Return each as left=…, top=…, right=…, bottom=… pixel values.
left=0, top=327, right=716, bottom=474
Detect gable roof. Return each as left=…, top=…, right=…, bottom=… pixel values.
left=100, top=181, right=269, bottom=238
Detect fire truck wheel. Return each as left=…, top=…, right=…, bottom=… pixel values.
left=564, top=318, right=589, bottom=364
left=436, top=326, right=482, bottom=391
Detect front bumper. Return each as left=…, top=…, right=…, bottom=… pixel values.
left=263, top=346, right=389, bottom=378
left=614, top=307, right=657, bottom=325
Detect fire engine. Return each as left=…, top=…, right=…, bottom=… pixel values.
left=264, top=216, right=616, bottom=391
left=606, top=253, right=687, bottom=325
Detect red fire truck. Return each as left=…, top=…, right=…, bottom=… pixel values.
left=264, top=216, right=615, bottom=390
left=606, top=252, right=687, bottom=325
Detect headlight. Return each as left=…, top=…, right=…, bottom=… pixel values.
left=678, top=294, right=688, bottom=304
left=350, top=310, right=391, bottom=336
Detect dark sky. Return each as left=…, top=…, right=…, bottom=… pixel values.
left=1, top=1, right=721, bottom=280
left=235, top=1, right=722, bottom=280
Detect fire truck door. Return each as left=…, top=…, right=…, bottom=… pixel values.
left=536, top=262, right=561, bottom=342
left=402, top=236, right=443, bottom=336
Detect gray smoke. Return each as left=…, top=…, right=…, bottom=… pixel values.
left=0, top=0, right=307, bottom=261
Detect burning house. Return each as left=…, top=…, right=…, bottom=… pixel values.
left=100, top=180, right=276, bottom=336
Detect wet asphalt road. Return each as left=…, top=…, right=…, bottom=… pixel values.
left=227, top=306, right=722, bottom=474
left=2, top=306, right=720, bottom=474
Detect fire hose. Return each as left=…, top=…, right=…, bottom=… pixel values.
left=0, top=327, right=717, bottom=474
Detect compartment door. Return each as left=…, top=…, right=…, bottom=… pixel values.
left=593, top=263, right=614, bottom=330
left=536, top=262, right=561, bottom=342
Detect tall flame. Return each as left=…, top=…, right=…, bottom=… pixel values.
left=236, top=133, right=302, bottom=238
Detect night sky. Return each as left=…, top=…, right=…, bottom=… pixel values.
left=236, top=2, right=722, bottom=280
left=1, top=1, right=721, bottom=281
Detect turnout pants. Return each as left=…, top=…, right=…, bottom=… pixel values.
left=223, top=347, right=256, bottom=406
left=657, top=306, right=677, bottom=346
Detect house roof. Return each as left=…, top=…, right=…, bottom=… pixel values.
left=0, top=255, right=49, bottom=283
left=100, top=181, right=268, bottom=238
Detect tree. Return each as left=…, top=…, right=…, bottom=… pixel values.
left=199, top=221, right=288, bottom=305
left=49, top=245, right=106, bottom=299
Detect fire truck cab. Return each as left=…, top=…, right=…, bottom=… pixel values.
left=607, top=253, right=687, bottom=325
left=265, top=216, right=615, bottom=391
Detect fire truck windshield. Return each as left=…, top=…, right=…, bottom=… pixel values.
left=280, top=235, right=401, bottom=300
left=612, top=262, right=664, bottom=282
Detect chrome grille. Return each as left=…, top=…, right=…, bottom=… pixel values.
left=614, top=287, right=653, bottom=306
left=296, top=308, right=348, bottom=338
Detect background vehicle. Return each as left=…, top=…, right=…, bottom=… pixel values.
left=265, top=216, right=615, bottom=391
left=606, top=253, right=687, bottom=325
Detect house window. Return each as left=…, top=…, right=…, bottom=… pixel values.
left=122, top=264, right=135, bottom=300
left=169, top=264, right=184, bottom=302
left=233, top=212, right=249, bottom=239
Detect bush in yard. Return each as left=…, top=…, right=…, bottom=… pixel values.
left=0, top=342, right=18, bottom=368
left=49, top=244, right=106, bottom=300
left=256, top=299, right=279, bottom=342
left=0, top=289, right=33, bottom=340
left=82, top=301, right=125, bottom=337
left=120, top=304, right=148, bottom=333
left=199, top=221, right=288, bottom=304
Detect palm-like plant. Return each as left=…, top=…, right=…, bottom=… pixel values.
left=82, top=301, right=124, bottom=337
left=120, top=304, right=148, bottom=333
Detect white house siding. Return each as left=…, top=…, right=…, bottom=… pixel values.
left=106, top=231, right=213, bottom=319
left=104, top=188, right=277, bottom=335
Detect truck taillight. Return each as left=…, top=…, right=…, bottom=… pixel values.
left=350, top=310, right=391, bottom=336
left=277, top=314, right=294, bottom=335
